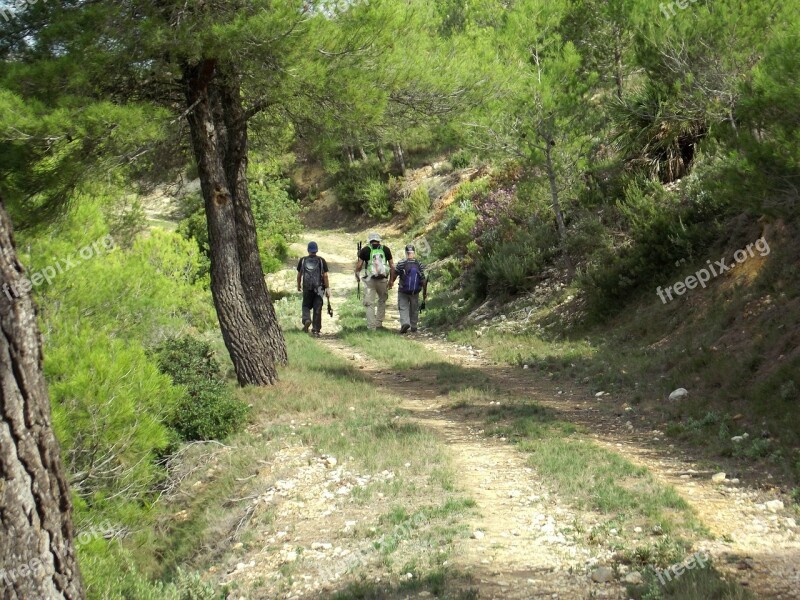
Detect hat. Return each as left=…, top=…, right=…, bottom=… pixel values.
left=307, top=241, right=318, bottom=253
left=405, top=244, right=415, bottom=253
left=367, top=232, right=382, bottom=243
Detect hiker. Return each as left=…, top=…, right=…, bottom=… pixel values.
left=355, top=232, right=394, bottom=331
left=297, top=241, right=330, bottom=337
left=389, top=244, right=428, bottom=334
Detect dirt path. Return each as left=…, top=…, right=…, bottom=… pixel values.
left=279, top=224, right=800, bottom=600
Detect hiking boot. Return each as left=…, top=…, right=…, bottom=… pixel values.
left=302, top=319, right=311, bottom=333
left=410, top=327, right=418, bottom=333
left=400, top=324, right=410, bottom=334
left=312, top=331, right=321, bottom=338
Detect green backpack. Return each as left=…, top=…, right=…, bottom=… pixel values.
left=367, top=246, right=388, bottom=278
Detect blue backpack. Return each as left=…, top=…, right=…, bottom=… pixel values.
left=399, top=260, right=423, bottom=295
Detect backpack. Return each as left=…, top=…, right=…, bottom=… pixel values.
left=302, top=256, right=324, bottom=292
left=366, top=246, right=388, bottom=278
left=398, top=260, right=423, bottom=294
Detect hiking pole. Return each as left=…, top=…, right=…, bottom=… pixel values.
left=356, top=240, right=362, bottom=299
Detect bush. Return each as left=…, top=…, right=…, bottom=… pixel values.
left=333, top=161, right=391, bottom=217
left=400, top=184, right=431, bottom=224
left=580, top=176, right=730, bottom=317
left=472, top=225, right=558, bottom=297
left=154, top=337, right=249, bottom=441
left=450, top=148, right=473, bottom=169
left=361, top=179, right=392, bottom=219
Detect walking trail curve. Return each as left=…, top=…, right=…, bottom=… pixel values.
left=269, top=226, right=800, bottom=600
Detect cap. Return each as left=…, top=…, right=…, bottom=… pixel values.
left=307, top=241, right=318, bottom=253
left=405, top=244, right=415, bottom=253
left=367, top=232, right=382, bottom=243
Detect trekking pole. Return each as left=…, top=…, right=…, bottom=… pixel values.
left=356, top=240, right=362, bottom=299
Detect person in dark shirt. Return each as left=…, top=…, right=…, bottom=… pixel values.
left=390, top=244, right=427, bottom=334
left=296, top=241, right=330, bottom=337
left=354, top=232, right=394, bottom=330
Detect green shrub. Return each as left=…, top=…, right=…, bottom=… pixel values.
left=472, top=225, right=558, bottom=297
left=154, top=337, right=249, bottom=441
left=450, top=148, right=473, bottom=169
left=333, top=161, right=390, bottom=217
left=400, top=184, right=431, bottom=224
left=580, top=176, right=730, bottom=317
left=361, top=178, right=392, bottom=219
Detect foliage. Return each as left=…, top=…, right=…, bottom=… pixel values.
left=333, top=161, right=392, bottom=218
left=154, top=336, right=250, bottom=442
left=472, top=224, right=559, bottom=298
left=400, top=184, right=431, bottom=225
left=450, top=149, right=473, bottom=169
left=177, top=157, right=301, bottom=275
left=579, top=173, right=731, bottom=316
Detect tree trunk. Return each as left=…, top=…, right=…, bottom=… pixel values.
left=613, top=26, right=624, bottom=100
left=184, top=60, right=278, bottom=386
left=393, top=142, right=406, bottom=175
left=0, top=197, right=84, bottom=600
left=358, top=146, right=368, bottom=161
left=543, top=140, right=574, bottom=278
left=215, top=74, right=288, bottom=365
left=376, top=146, right=385, bottom=163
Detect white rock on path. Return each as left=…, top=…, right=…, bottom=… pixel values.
left=669, top=388, right=689, bottom=401
left=712, top=472, right=727, bottom=483
left=765, top=499, right=784, bottom=513
left=591, top=566, right=614, bottom=583
left=624, top=571, right=643, bottom=585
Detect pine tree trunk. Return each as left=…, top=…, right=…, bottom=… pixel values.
left=394, top=142, right=406, bottom=175
left=216, top=75, right=287, bottom=365
left=0, top=197, right=85, bottom=600
left=184, top=60, right=278, bottom=386
left=358, top=146, right=368, bottom=161
left=544, top=140, right=574, bottom=278
left=376, top=146, right=385, bottom=163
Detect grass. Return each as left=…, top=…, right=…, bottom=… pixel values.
left=439, top=267, right=800, bottom=487
left=330, top=291, right=750, bottom=596
left=165, top=327, right=479, bottom=597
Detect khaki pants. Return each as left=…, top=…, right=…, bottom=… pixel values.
left=398, top=292, right=420, bottom=329
left=363, top=277, right=388, bottom=329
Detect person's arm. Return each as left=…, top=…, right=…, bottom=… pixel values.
left=387, top=248, right=395, bottom=287
left=323, top=273, right=331, bottom=297
left=355, top=257, right=364, bottom=281
left=422, top=279, right=428, bottom=301
left=297, top=259, right=303, bottom=291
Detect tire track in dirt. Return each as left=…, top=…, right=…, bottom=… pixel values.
left=408, top=335, right=800, bottom=600
left=320, top=337, right=626, bottom=600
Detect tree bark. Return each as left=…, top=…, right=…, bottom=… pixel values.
left=376, top=146, right=385, bottom=163
left=543, top=140, right=574, bottom=278
left=0, top=197, right=84, bottom=600
left=215, top=73, right=288, bottom=365
left=184, top=60, right=278, bottom=386
left=393, top=142, right=406, bottom=175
